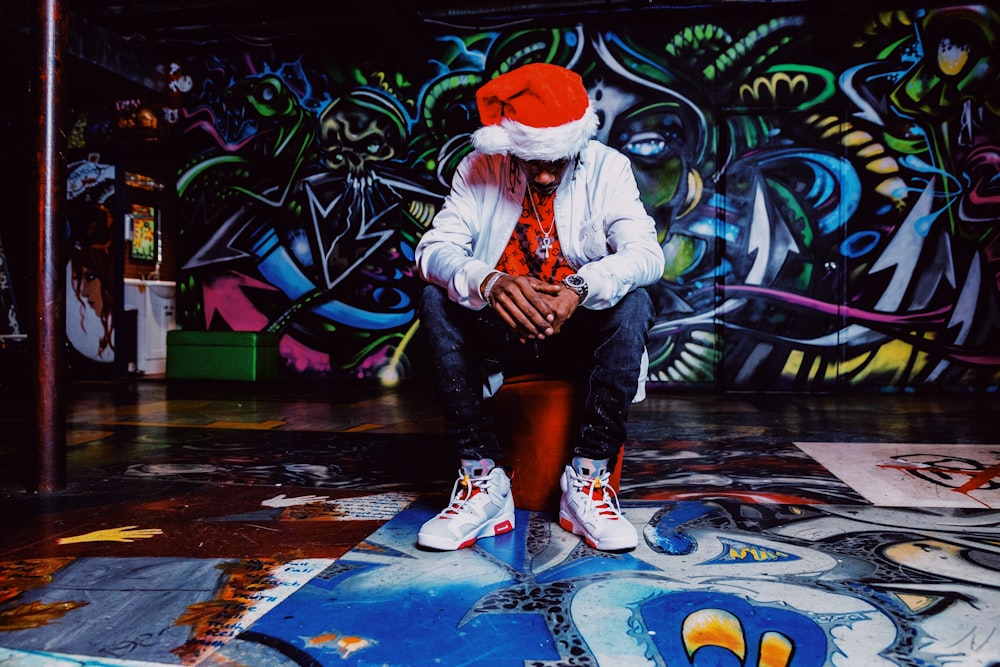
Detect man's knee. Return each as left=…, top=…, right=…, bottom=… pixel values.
left=612, top=288, right=655, bottom=330
left=418, top=284, right=448, bottom=320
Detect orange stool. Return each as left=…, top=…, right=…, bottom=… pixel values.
left=493, top=374, right=623, bottom=512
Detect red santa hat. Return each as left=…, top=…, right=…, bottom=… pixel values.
left=472, top=63, right=598, bottom=161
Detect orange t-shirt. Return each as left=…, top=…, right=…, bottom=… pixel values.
left=495, top=189, right=573, bottom=284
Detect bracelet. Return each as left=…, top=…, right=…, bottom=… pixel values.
left=481, top=271, right=505, bottom=305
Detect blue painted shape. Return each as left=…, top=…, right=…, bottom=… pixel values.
left=399, top=240, right=415, bottom=262
left=312, top=297, right=413, bottom=330
left=757, top=149, right=861, bottom=236
left=841, top=230, right=880, bottom=258
left=474, top=512, right=530, bottom=569
left=256, top=236, right=315, bottom=300
left=648, top=500, right=715, bottom=555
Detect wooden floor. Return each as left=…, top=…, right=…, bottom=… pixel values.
left=1, top=378, right=999, bottom=666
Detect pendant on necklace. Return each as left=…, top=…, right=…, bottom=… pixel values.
left=537, top=235, right=553, bottom=260
left=528, top=187, right=555, bottom=260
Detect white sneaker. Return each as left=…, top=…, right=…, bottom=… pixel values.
left=559, top=464, right=637, bottom=551
left=417, top=462, right=515, bottom=550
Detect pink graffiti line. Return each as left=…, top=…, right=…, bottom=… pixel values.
left=719, top=285, right=1000, bottom=365
left=721, top=285, right=952, bottom=325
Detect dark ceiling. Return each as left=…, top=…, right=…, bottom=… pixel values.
left=64, top=1, right=674, bottom=47
left=3, top=0, right=920, bottom=95
left=16, top=0, right=813, bottom=49
left=69, top=0, right=416, bottom=46
left=1, top=0, right=806, bottom=90
left=8, top=0, right=959, bottom=52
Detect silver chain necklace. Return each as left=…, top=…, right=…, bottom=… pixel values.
left=527, top=186, right=556, bottom=260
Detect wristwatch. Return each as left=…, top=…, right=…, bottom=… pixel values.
left=562, top=274, right=588, bottom=303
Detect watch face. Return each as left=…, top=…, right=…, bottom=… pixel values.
left=563, top=274, right=587, bottom=302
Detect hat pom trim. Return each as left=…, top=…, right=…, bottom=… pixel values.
left=472, top=105, right=599, bottom=161
left=470, top=124, right=512, bottom=156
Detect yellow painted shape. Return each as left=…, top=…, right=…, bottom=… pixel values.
left=0, top=600, right=88, bottom=631
left=727, top=545, right=791, bottom=562
left=0, top=559, right=76, bottom=607
left=782, top=349, right=805, bottom=377
left=344, top=423, right=384, bottom=432
left=820, top=122, right=853, bottom=139
left=206, top=420, right=286, bottom=430
left=884, top=539, right=960, bottom=561
left=103, top=419, right=286, bottom=430
left=876, top=177, right=908, bottom=202
left=857, top=143, right=885, bottom=158
left=57, top=526, right=163, bottom=545
left=867, top=156, right=900, bottom=174
left=806, top=355, right=822, bottom=382
left=305, top=632, right=339, bottom=647
left=132, top=400, right=187, bottom=415
left=303, top=631, right=374, bottom=658
left=67, top=430, right=114, bottom=446
left=894, top=593, right=938, bottom=613
left=835, top=338, right=930, bottom=385
left=858, top=338, right=929, bottom=383
left=759, top=631, right=794, bottom=667
left=338, top=635, right=373, bottom=658
left=938, top=39, right=969, bottom=76
left=830, top=350, right=872, bottom=379
left=682, top=608, right=746, bottom=659
left=70, top=399, right=176, bottom=421
left=842, top=130, right=873, bottom=146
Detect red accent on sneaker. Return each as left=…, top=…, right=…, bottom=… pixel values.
left=560, top=517, right=598, bottom=549
left=443, top=485, right=481, bottom=516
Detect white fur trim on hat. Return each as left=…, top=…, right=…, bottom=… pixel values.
left=472, top=105, right=598, bottom=160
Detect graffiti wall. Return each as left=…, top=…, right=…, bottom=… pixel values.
left=66, top=156, right=119, bottom=372
left=0, top=229, right=22, bottom=344
left=169, top=4, right=1000, bottom=391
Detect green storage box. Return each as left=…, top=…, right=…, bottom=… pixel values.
left=167, top=330, right=279, bottom=381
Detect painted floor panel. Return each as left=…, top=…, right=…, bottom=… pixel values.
left=797, top=442, right=1000, bottom=508
left=0, top=557, right=332, bottom=665
left=0, top=382, right=999, bottom=666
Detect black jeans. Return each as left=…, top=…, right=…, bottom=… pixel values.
left=418, top=284, right=654, bottom=465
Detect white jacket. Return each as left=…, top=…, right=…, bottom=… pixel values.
left=415, top=141, right=665, bottom=310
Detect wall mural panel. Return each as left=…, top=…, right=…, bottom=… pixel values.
left=66, top=156, right=118, bottom=372
left=172, top=4, right=1000, bottom=391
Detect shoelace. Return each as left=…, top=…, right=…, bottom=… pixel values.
left=577, top=473, right=622, bottom=520
left=442, top=470, right=487, bottom=516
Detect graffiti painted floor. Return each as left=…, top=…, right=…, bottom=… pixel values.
left=1, top=380, right=999, bottom=666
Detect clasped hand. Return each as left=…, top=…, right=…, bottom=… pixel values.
left=488, top=275, right=579, bottom=342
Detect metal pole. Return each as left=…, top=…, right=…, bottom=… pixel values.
left=31, top=0, right=68, bottom=491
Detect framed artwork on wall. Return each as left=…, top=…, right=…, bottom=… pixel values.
left=129, top=203, right=157, bottom=262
